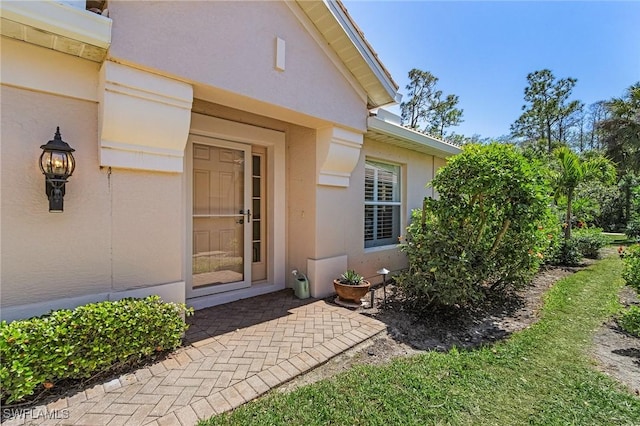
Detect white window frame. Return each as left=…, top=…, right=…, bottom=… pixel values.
left=364, top=159, right=402, bottom=249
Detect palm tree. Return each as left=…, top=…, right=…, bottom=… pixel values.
left=552, top=147, right=616, bottom=240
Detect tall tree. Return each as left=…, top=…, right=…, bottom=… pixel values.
left=599, top=82, right=640, bottom=223
left=600, top=82, right=640, bottom=175
left=511, top=69, right=583, bottom=153
left=552, top=147, right=616, bottom=240
left=400, top=68, right=463, bottom=139
left=588, top=101, right=608, bottom=150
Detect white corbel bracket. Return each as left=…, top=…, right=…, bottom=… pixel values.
left=316, top=126, right=363, bottom=187
left=99, top=62, right=193, bottom=172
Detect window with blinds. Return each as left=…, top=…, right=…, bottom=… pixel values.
left=364, top=160, right=401, bottom=248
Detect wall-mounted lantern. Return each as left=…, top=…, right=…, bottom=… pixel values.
left=39, top=127, right=75, bottom=212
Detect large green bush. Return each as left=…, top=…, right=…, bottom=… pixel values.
left=572, top=227, right=609, bottom=259
left=397, top=143, right=554, bottom=308
left=0, top=296, right=192, bottom=404
left=621, top=244, right=640, bottom=292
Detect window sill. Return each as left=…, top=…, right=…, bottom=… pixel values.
left=364, top=244, right=400, bottom=254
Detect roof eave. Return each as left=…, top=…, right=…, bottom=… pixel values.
left=367, top=115, right=462, bottom=158
left=329, top=1, right=399, bottom=107
left=296, top=0, right=400, bottom=109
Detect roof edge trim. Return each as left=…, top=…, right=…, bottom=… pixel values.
left=327, top=1, right=399, bottom=105
left=367, top=115, right=462, bottom=157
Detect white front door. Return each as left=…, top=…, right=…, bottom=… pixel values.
left=188, top=138, right=252, bottom=298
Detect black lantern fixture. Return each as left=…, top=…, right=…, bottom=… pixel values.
left=39, top=127, right=75, bottom=212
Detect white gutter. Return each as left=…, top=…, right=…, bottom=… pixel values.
left=367, top=114, right=462, bottom=158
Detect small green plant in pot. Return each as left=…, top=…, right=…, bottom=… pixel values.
left=333, top=270, right=370, bottom=305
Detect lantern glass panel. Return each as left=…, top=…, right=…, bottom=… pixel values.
left=51, top=152, right=67, bottom=175
left=40, top=151, right=75, bottom=176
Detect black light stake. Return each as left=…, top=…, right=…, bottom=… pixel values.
left=39, top=127, right=75, bottom=212
left=377, top=267, right=390, bottom=305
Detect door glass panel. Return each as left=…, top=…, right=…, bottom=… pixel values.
left=251, top=153, right=267, bottom=281
left=192, top=144, right=245, bottom=288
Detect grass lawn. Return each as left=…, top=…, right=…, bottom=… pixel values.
left=201, top=256, right=640, bottom=425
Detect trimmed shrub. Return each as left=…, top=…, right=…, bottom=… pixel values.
left=621, top=244, right=640, bottom=292
left=0, top=296, right=192, bottom=404
left=397, top=143, right=554, bottom=308
left=617, top=305, right=640, bottom=338
left=573, top=227, right=609, bottom=259
left=547, top=237, right=583, bottom=266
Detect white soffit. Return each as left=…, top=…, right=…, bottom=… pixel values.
left=99, top=62, right=194, bottom=173
left=0, top=0, right=111, bottom=62
left=294, top=0, right=398, bottom=109
left=367, top=115, right=462, bottom=158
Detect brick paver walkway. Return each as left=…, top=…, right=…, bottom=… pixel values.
left=5, top=291, right=385, bottom=426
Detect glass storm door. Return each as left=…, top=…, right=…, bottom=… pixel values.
left=191, top=141, right=252, bottom=295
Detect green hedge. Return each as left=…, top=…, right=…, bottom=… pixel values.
left=0, top=296, right=192, bottom=404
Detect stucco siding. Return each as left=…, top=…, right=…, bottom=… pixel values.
left=107, top=1, right=366, bottom=132
left=0, top=84, right=187, bottom=309
left=287, top=126, right=318, bottom=277
left=109, top=1, right=367, bottom=130
left=0, top=86, right=112, bottom=306
left=110, top=169, right=183, bottom=290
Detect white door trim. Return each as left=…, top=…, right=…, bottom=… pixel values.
left=185, top=114, right=286, bottom=308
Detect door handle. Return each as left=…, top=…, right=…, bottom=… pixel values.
left=239, top=209, right=251, bottom=223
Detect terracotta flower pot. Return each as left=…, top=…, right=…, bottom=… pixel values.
left=333, top=279, right=371, bottom=304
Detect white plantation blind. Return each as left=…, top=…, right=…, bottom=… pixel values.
left=364, top=160, right=401, bottom=248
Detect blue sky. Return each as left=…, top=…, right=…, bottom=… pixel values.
left=342, top=1, right=640, bottom=139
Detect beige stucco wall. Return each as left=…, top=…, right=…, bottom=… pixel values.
left=343, top=138, right=445, bottom=283
left=107, top=1, right=366, bottom=133
left=0, top=35, right=187, bottom=315
left=0, top=85, right=185, bottom=309
left=1, top=86, right=111, bottom=306
left=287, top=126, right=318, bottom=277
left=110, top=170, right=183, bottom=290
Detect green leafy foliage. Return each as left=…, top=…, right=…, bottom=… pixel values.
left=626, top=184, right=640, bottom=240
left=547, top=234, right=583, bottom=266
left=551, top=147, right=616, bottom=241
left=620, top=244, right=640, bottom=292
left=573, top=227, right=609, bottom=259
left=396, top=143, right=554, bottom=307
left=574, top=180, right=624, bottom=232
left=0, top=296, right=192, bottom=404
left=617, top=306, right=640, bottom=338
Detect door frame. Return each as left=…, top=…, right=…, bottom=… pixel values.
left=188, top=138, right=252, bottom=299
left=186, top=114, right=286, bottom=308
